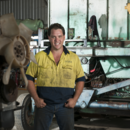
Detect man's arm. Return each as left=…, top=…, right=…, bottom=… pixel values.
left=73, top=81, right=84, bottom=102
left=65, top=81, right=84, bottom=108
left=27, top=80, right=46, bottom=108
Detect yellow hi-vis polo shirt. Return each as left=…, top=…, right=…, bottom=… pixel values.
left=26, top=46, right=85, bottom=104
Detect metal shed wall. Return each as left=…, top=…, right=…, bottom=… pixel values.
left=0, top=0, right=48, bottom=26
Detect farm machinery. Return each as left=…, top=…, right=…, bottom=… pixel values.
left=0, top=13, right=37, bottom=130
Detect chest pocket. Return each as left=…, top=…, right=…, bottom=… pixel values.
left=39, top=65, right=53, bottom=79
left=62, top=65, right=73, bottom=79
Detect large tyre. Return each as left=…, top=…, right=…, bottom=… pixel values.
left=14, top=93, right=34, bottom=130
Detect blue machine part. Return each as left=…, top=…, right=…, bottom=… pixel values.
left=100, top=56, right=130, bottom=78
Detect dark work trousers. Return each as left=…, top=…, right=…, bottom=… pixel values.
left=34, top=103, right=74, bottom=130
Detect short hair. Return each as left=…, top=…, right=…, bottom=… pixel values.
left=48, top=23, right=65, bottom=36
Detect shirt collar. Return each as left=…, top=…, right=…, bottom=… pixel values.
left=44, top=45, right=69, bottom=55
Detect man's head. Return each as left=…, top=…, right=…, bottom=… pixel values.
left=48, top=23, right=65, bottom=36
left=48, top=23, right=65, bottom=51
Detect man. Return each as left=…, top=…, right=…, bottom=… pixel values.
left=26, top=23, right=85, bottom=130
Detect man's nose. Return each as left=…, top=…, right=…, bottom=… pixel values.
left=55, top=37, right=59, bottom=42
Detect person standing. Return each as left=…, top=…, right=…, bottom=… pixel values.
left=26, top=23, right=85, bottom=130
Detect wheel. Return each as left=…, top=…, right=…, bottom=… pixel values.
left=14, top=93, right=35, bottom=130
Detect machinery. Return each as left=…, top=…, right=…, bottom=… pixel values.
left=75, top=49, right=130, bottom=117
left=0, top=13, right=37, bottom=130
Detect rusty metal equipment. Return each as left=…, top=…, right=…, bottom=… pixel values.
left=0, top=13, right=37, bottom=130
left=76, top=54, right=130, bottom=118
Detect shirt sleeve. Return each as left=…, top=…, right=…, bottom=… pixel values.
left=26, top=60, right=38, bottom=81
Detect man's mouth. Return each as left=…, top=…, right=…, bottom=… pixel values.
left=55, top=43, right=60, bottom=45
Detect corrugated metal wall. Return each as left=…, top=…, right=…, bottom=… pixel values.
left=0, top=0, right=48, bottom=26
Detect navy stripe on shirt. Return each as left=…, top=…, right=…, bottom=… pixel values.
left=37, top=86, right=74, bottom=104
left=26, top=75, right=85, bottom=104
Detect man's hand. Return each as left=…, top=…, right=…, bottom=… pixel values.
left=35, top=98, right=46, bottom=108
left=64, top=98, right=77, bottom=108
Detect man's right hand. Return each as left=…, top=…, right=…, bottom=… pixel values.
left=34, top=98, right=46, bottom=108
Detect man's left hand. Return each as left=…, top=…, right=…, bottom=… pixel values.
left=65, top=98, right=77, bottom=108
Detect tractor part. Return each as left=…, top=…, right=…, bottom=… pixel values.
left=0, top=79, right=18, bottom=103
left=15, top=93, right=34, bottom=130
left=88, top=101, right=130, bottom=110
left=75, top=89, right=95, bottom=108
left=0, top=110, right=14, bottom=129
left=75, top=79, right=130, bottom=108
left=0, top=13, right=37, bottom=87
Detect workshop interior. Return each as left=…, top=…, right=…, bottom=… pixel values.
left=0, top=0, right=130, bottom=129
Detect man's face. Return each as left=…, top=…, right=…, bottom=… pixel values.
left=48, top=29, right=65, bottom=51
